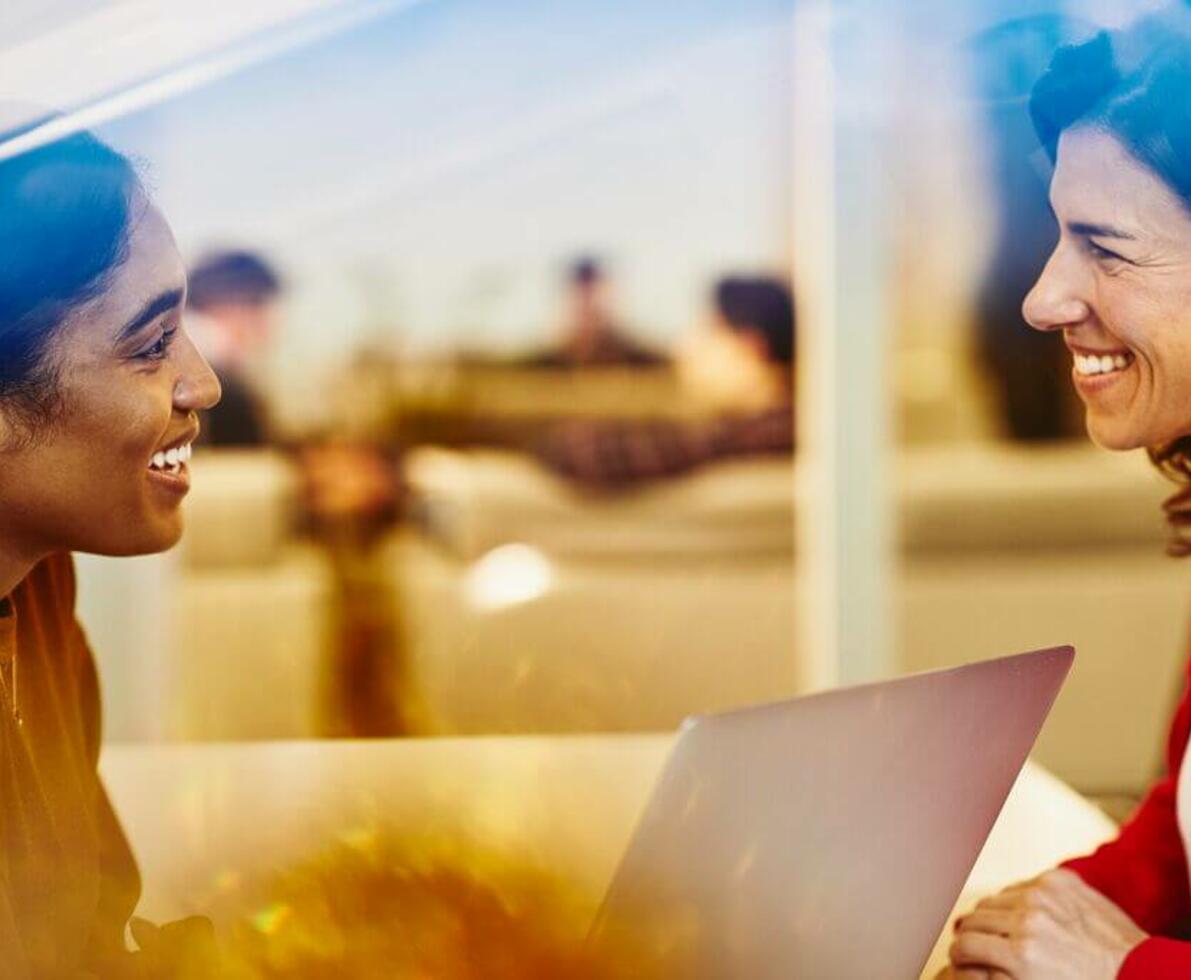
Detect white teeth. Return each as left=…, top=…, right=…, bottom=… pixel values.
left=149, top=442, right=192, bottom=472
left=1075, top=352, right=1132, bottom=376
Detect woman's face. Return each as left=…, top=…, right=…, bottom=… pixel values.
left=1024, top=127, right=1191, bottom=450
left=0, top=198, right=221, bottom=561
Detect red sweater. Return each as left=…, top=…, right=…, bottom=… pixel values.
left=1063, top=655, right=1191, bottom=977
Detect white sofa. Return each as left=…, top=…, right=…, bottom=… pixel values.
left=399, top=444, right=1190, bottom=797
left=89, top=442, right=1190, bottom=798
left=173, top=451, right=333, bottom=740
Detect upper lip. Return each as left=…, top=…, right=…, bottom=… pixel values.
left=1065, top=342, right=1132, bottom=356
left=152, top=424, right=200, bottom=456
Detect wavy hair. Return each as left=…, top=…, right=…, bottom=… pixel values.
left=1030, top=16, right=1191, bottom=555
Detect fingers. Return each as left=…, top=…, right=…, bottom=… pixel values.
left=129, top=916, right=162, bottom=952
left=975, top=883, right=1062, bottom=921
left=974, top=888, right=1035, bottom=912
left=950, top=930, right=1016, bottom=975
left=956, top=908, right=1018, bottom=938
left=938, top=962, right=1013, bottom=979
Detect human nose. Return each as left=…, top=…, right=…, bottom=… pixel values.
left=173, top=331, right=222, bottom=412
left=1022, top=243, right=1091, bottom=333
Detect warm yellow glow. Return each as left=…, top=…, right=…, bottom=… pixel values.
left=219, top=829, right=657, bottom=979
left=464, top=543, right=554, bottom=611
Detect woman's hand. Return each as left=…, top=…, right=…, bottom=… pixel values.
left=947, top=869, right=1146, bottom=979
left=129, top=915, right=220, bottom=979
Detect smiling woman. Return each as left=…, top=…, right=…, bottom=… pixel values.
left=1026, top=27, right=1191, bottom=554
left=0, top=128, right=220, bottom=976
left=942, top=14, right=1191, bottom=980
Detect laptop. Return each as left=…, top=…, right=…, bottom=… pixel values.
left=588, top=645, right=1074, bottom=979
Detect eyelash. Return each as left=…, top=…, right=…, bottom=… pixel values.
left=137, top=327, right=178, bottom=362
left=1086, top=240, right=1125, bottom=264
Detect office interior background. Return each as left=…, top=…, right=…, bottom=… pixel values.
left=2, top=5, right=1184, bottom=954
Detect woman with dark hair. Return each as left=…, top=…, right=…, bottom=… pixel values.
left=943, top=12, right=1191, bottom=979
left=0, top=128, right=220, bottom=976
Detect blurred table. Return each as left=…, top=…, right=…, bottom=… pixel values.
left=101, top=737, right=1114, bottom=978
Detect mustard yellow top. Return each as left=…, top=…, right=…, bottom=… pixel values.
left=0, top=553, right=139, bottom=979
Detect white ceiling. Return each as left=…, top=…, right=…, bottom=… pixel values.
left=1, top=0, right=113, bottom=49
left=0, top=0, right=401, bottom=135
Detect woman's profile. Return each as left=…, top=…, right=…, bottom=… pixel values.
left=945, top=12, right=1191, bottom=979
left=0, top=127, right=220, bottom=976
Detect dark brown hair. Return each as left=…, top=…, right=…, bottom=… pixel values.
left=0, top=127, right=140, bottom=440
left=1031, top=19, right=1191, bottom=554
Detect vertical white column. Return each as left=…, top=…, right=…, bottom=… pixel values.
left=792, top=0, right=895, bottom=690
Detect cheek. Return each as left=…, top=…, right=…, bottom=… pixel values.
left=1099, top=289, right=1175, bottom=376
left=1129, top=301, right=1191, bottom=388
left=71, top=378, right=170, bottom=462
left=1105, top=290, right=1191, bottom=438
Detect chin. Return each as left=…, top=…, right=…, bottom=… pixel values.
left=1085, top=414, right=1147, bottom=452
left=139, top=522, right=184, bottom=554
left=96, top=520, right=185, bottom=557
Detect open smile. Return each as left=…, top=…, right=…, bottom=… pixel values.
left=146, top=439, right=194, bottom=495
left=1069, top=346, right=1135, bottom=397
left=1072, top=350, right=1134, bottom=377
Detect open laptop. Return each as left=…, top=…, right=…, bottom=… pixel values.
left=588, top=645, right=1074, bottom=979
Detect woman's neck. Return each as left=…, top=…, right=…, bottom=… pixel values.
left=0, top=549, right=37, bottom=600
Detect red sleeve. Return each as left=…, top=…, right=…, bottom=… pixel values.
left=1062, top=654, right=1191, bottom=938
left=1119, top=937, right=1191, bottom=978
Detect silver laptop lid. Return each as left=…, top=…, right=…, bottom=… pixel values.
left=590, top=646, right=1074, bottom=979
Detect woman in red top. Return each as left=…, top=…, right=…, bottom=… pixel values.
left=945, top=15, right=1191, bottom=980
left=0, top=125, right=221, bottom=975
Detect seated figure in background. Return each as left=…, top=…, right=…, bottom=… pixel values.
left=536, top=276, right=794, bottom=488
left=527, top=257, right=664, bottom=369
left=186, top=250, right=282, bottom=447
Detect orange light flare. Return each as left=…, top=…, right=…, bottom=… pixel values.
left=218, top=827, right=661, bottom=979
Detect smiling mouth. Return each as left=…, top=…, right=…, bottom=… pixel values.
left=147, top=441, right=193, bottom=477
left=1073, top=351, right=1134, bottom=377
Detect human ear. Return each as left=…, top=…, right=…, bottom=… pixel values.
left=0, top=407, right=14, bottom=453
left=0, top=403, right=36, bottom=454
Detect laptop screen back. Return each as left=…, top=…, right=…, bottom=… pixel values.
left=589, top=646, right=1073, bottom=979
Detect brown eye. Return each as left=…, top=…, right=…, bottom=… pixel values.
left=137, top=328, right=177, bottom=361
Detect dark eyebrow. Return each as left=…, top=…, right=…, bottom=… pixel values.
left=1067, top=221, right=1137, bottom=241
left=115, top=287, right=184, bottom=345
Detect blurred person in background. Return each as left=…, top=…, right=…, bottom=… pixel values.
left=942, top=14, right=1191, bottom=979
left=0, top=126, right=220, bottom=976
left=527, top=256, right=664, bottom=369
left=185, top=249, right=282, bottom=447
left=536, top=275, right=794, bottom=487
